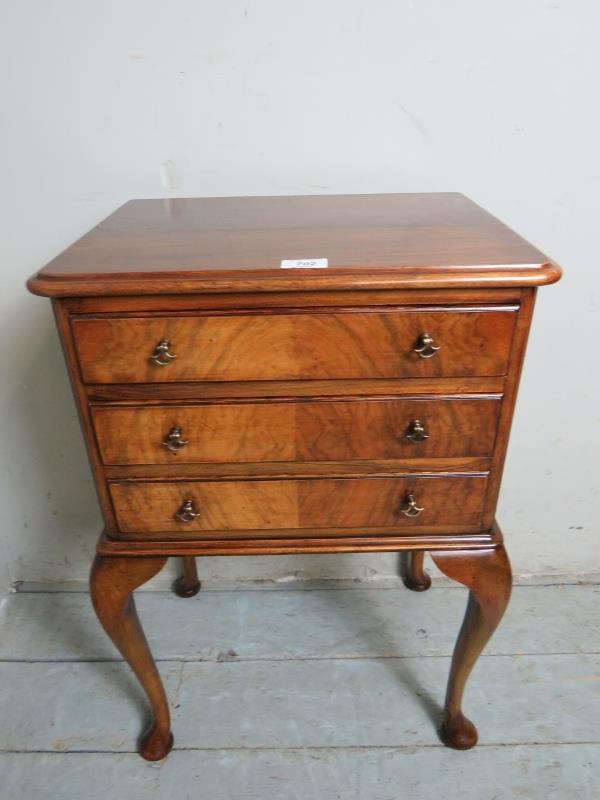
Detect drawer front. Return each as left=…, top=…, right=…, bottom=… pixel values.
left=93, top=397, right=501, bottom=465
left=109, top=475, right=487, bottom=535
left=73, top=308, right=516, bottom=384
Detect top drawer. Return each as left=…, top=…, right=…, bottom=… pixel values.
left=72, top=307, right=517, bottom=384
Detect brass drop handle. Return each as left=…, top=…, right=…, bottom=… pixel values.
left=162, top=426, right=189, bottom=454
left=405, top=419, right=429, bottom=444
left=399, top=493, right=425, bottom=518
left=175, top=498, right=200, bottom=523
left=414, top=332, right=440, bottom=359
left=150, top=338, right=177, bottom=367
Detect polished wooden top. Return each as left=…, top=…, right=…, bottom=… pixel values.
left=27, top=193, right=561, bottom=296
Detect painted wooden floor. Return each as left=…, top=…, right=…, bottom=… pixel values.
left=1, top=581, right=599, bottom=798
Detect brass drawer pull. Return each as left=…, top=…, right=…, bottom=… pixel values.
left=162, top=426, right=189, bottom=454
left=150, top=338, right=177, bottom=366
left=175, top=498, right=199, bottom=523
left=405, top=419, right=429, bottom=443
left=414, top=332, right=440, bottom=359
left=399, top=494, right=425, bottom=518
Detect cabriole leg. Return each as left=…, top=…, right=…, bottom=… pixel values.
left=173, top=556, right=202, bottom=598
left=90, top=554, right=172, bottom=761
left=430, top=545, right=512, bottom=750
left=402, top=550, right=431, bottom=591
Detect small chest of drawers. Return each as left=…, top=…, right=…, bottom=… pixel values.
left=27, top=192, right=561, bottom=760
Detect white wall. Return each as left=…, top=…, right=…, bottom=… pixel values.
left=1, top=0, right=598, bottom=588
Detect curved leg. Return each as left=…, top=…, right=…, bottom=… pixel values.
left=430, top=545, right=512, bottom=750
left=402, top=550, right=431, bottom=591
left=173, top=556, right=201, bottom=598
left=90, top=555, right=172, bottom=761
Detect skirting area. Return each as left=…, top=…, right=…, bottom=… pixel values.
left=1, top=580, right=599, bottom=798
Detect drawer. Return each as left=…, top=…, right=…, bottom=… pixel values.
left=72, top=307, right=517, bottom=384
left=93, top=397, right=501, bottom=465
left=108, top=475, right=487, bottom=535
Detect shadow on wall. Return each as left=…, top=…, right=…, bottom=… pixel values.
left=4, top=304, right=101, bottom=584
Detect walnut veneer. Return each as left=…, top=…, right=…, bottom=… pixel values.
left=27, top=192, right=560, bottom=760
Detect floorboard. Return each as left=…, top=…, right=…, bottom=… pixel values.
left=1, top=585, right=598, bottom=662
left=1, top=583, right=598, bottom=797
left=2, top=746, right=599, bottom=800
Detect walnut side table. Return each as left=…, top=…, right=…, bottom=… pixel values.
left=27, top=193, right=561, bottom=760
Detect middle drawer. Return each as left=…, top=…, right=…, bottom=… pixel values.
left=92, top=396, right=501, bottom=465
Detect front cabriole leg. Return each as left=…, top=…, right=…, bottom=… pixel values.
left=90, top=554, right=173, bottom=760
left=430, top=545, right=512, bottom=749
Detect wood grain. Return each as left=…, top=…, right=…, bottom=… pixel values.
left=108, top=475, right=488, bottom=535
left=27, top=193, right=561, bottom=296
left=72, top=308, right=517, bottom=384
left=85, top=376, right=506, bottom=402
left=60, top=287, right=524, bottom=314
left=481, top=288, right=536, bottom=528
left=432, top=543, right=512, bottom=749
left=92, top=396, right=501, bottom=465
left=25, top=193, right=561, bottom=760
left=89, top=554, right=172, bottom=760
left=103, top=457, right=492, bottom=481
left=52, top=301, right=119, bottom=532
left=97, top=530, right=499, bottom=556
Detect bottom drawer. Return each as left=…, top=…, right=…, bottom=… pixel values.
left=109, top=475, right=487, bottom=537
